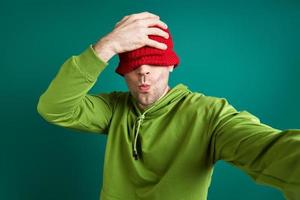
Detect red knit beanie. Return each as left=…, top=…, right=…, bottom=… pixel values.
left=115, top=25, right=180, bottom=76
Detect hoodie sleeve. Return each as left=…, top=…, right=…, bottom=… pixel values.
left=37, top=45, right=114, bottom=134
left=208, top=98, right=300, bottom=200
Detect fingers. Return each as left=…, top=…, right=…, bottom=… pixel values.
left=115, top=15, right=130, bottom=28
left=145, top=38, right=168, bottom=50
left=115, top=12, right=165, bottom=29
left=146, top=27, right=169, bottom=39
left=110, top=12, right=170, bottom=52
left=128, top=17, right=168, bottom=30
left=142, top=18, right=168, bottom=29
left=129, top=11, right=159, bottom=21
left=115, top=12, right=157, bottom=26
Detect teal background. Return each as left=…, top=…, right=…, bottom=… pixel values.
left=1, top=0, right=299, bottom=199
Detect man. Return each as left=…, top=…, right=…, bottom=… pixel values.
left=37, top=12, right=300, bottom=200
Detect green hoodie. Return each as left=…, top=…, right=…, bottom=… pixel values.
left=37, top=45, right=300, bottom=200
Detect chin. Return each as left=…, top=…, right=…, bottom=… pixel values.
left=137, top=98, right=153, bottom=107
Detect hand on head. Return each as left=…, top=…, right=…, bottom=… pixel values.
left=93, top=12, right=169, bottom=62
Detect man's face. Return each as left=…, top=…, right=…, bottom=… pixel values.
left=124, top=64, right=174, bottom=110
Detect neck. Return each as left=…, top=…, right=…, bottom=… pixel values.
left=158, top=85, right=171, bottom=101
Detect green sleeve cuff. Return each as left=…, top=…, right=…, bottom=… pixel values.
left=74, top=45, right=109, bottom=82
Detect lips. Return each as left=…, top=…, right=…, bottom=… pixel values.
left=138, top=84, right=150, bottom=92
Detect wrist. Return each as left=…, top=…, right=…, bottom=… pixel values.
left=93, top=37, right=116, bottom=62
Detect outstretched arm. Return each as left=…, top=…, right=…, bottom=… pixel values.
left=208, top=98, right=300, bottom=200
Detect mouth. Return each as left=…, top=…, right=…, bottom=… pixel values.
left=138, top=84, right=150, bottom=93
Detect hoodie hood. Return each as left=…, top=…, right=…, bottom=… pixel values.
left=129, top=84, right=191, bottom=160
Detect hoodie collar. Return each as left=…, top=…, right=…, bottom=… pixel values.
left=129, top=84, right=191, bottom=160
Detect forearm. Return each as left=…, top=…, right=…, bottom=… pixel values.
left=209, top=98, right=300, bottom=199
left=37, top=45, right=108, bottom=122
left=250, top=129, right=300, bottom=200
left=230, top=128, right=300, bottom=199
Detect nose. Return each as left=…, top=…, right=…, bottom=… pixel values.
left=137, top=65, right=151, bottom=76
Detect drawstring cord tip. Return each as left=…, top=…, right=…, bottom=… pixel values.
left=133, top=150, right=139, bottom=160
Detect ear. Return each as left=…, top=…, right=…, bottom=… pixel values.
left=168, top=65, right=174, bottom=72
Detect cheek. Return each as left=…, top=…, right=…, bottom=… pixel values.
left=125, top=75, right=135, bottom=84
left=153, top=71, right=168, bottom=84
left=125, top=77, right=139, bottom=92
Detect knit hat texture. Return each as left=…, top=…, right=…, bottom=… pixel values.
left=115, top=25, right=179, bottom=76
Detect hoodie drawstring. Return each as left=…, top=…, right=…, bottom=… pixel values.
left=133, top=114, right=145, bottom=160
left=131, top=86, right=171, bottom=160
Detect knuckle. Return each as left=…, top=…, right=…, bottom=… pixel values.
left=161, top=22, right=167, bottom=28
left=157, top=21, right=166, bottom=28
left=135, top=19, right=144, bottom=27
left=143, top=11, right=152, bottom=16
left=136, top=39, right=144, bottom=46
left=130, top=14, right=137, bottom=19
left=162, top=30, right=168, bottom=36
left=156, top=43, right=163, bottom=49
left=147, top=11, right=158, bottom=17
left=156, top=28, right=164, bottom=35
